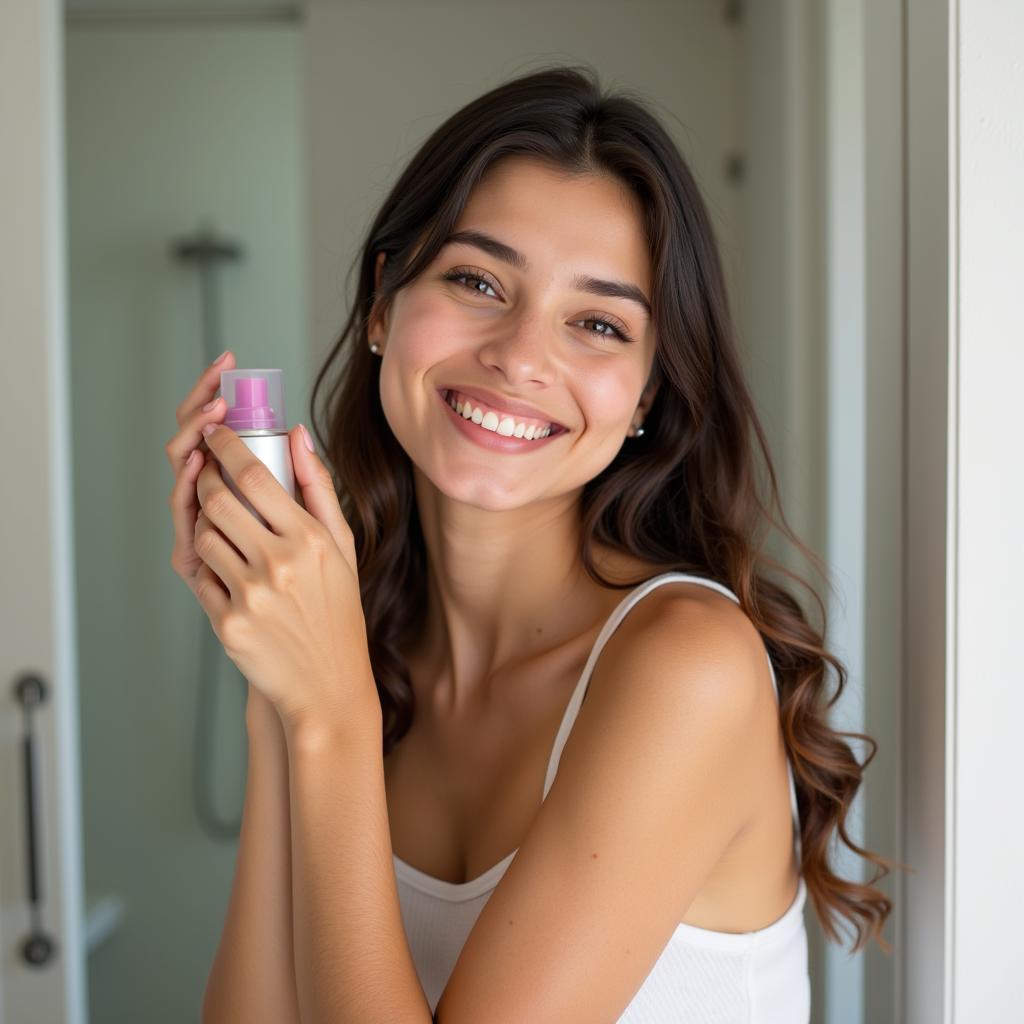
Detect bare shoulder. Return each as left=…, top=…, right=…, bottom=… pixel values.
left=587, top=577, right=774, bottom=722
left=434, top=579, right=778, bottom=1020
left=560, top=575, right=778, bottom=838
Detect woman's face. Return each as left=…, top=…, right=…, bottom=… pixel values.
left=374, top=155, right=659, bottom=510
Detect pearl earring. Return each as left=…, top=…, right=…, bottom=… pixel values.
left=635, top=426, right=645, bottom=437
left=369, top=342, right=380, bottom=354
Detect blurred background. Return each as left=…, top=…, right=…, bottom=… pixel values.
left=11, top=0, right=925, bottom=1021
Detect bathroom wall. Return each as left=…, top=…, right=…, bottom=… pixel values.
left=64, top=19, right=308, bottom=1023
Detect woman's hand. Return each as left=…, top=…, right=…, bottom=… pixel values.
left=167, top=353, right=377, bottom=735
left=166, top=351, right=237, bottom=598
left=191, top=415, right=376, bottom=735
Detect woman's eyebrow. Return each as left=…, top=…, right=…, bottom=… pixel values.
left=442, top=228, right=652, bottom=318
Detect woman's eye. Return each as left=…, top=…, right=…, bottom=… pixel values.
left=443, top=269, right=499, bottom=298
left=576, top=317, right=633, bottom=344
left=442, top=269, right=634, bottom=344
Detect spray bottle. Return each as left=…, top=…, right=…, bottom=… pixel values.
left=215, top=368, right=296, bottom=529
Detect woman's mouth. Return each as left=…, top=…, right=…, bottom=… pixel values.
left=437, top=388, right=568, bottom=454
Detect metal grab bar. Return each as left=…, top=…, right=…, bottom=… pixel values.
left=13, top=672, right=58, bottom=967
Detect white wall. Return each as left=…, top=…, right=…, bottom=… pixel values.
left=949, top=3, right=1024, bottom=1019
left=64, top=21, right=307, bottom=1022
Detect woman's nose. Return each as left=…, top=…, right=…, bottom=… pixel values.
left=476, top=313, right=559, bottom=385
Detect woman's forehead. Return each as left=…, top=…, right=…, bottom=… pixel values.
left=453, top=161, right=652, bottom=291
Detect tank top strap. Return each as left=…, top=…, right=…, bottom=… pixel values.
left=540, top=571, right=803, bottom=864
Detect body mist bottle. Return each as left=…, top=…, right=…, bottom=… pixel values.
left=217, top=368, right=295, bottom=529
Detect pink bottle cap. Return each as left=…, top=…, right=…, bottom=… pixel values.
left=219, top=369, right=286, bottom=431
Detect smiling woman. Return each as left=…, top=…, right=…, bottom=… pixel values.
left=205, top=63, right=895, bottom=1024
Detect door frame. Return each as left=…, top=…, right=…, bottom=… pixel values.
left=0, top=2, right=87, bottom=1022
left=903, top=1, right=951, bottom=1020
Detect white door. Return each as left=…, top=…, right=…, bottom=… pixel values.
left=0, top=2, right=88, bottom=1022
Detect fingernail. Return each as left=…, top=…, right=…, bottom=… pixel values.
left=300, top=423, right=314, bottom=452
left=213, top=350, right=229, bottom=365
left=202, top=397, right=220, bottom=412
left=186, top=449, right=199, bottom=468
left=202, top=422, right=217, bottom=438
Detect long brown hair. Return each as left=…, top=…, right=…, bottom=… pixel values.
left=309, top=64, right=895, bottom=953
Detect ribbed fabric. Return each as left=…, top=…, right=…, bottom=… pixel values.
left=394, top=572, right=811, bottom=1021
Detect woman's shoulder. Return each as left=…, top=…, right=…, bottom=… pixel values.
left=625, top=578, right=765, bottom=672
left=592, top=550, right=764, bottom=653
left=587, top=557, right=772, bottom=714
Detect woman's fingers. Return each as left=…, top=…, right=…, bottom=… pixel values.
left=193, top=561, right=230, bottom=621
left=192, top=507, right=249, bottom=599
left=175, top=350, right=235, bottom=426
left=165, top=351, right=236, bottom=470
left=168, top=448, right=209, bottom=587
left=167, top=351, right=240, bottom=594
left=164, top=388, right=226, bottom=471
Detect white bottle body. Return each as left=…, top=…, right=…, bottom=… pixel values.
left=217, top=429, right=295, bottom=529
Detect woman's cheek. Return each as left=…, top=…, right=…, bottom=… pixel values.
left=391, top=289, right=468, bottom=365
left=576, top=364, right=645, bottom=433
left=377, top=302, right=461, bottom=436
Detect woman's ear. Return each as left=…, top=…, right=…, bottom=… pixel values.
left=636, top=378, right=660, bottom=421
left=368, top=251, right=390, bottom=341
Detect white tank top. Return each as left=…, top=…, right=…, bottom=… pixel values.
left=393, top=572, right=810, bottom=1022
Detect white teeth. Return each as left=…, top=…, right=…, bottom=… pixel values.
left=447, top=391, right=553, bottom=440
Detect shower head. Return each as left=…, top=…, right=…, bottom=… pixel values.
left=171, top=223, right=244, bottom=265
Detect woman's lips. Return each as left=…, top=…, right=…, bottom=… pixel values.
left=437, top=388, right=566, bottom=454
left=439, top=386, right=566, bottom=431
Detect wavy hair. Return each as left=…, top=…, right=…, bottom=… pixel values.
left=309, top=64, right=896, bottom=953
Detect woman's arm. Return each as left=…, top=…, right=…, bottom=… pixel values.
left=201, top=684, right=301, bottom=1024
